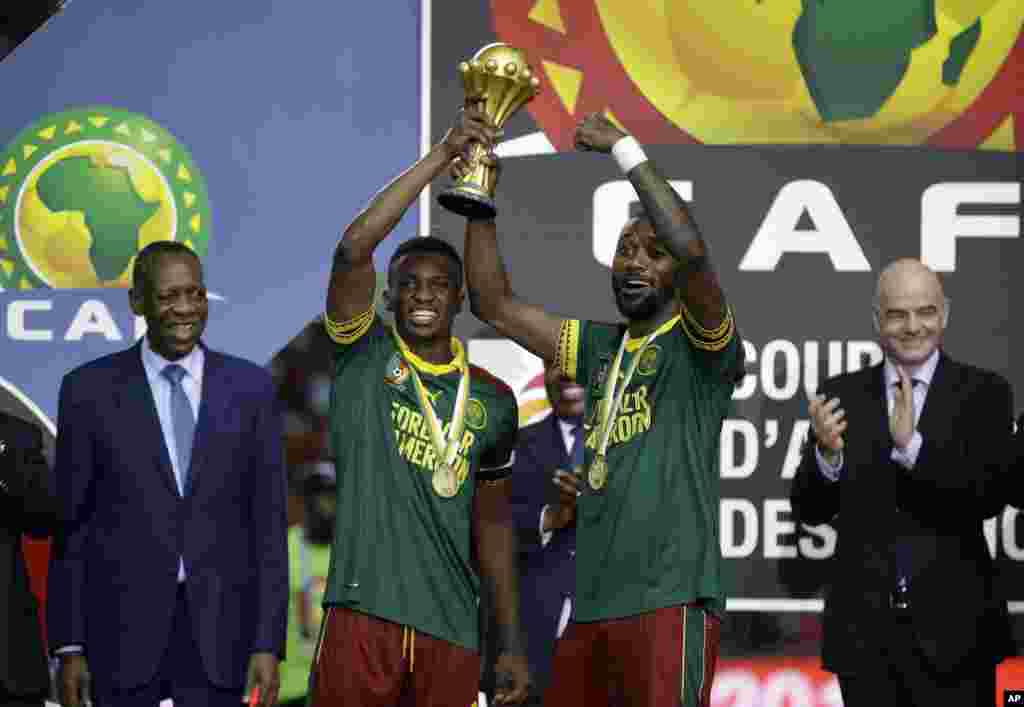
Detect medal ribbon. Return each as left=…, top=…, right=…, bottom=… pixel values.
left=391, top=328, right=470, bottom=478
left=593, top=315, right=680, bottom=462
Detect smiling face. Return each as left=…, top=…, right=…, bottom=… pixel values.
left=130, top=251, right=208, bottom=360
left=610, top=216, right=679, bottom=323
left=874, top=259, right=948, bottom=369
left=387, top=251, right=463, bottom=346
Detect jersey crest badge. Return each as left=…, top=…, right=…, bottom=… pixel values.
left=466, top=398, right=487, bottom=430
left=637, top=345, right=661, bottom=376
left=384, top=352, right=410, bottom=387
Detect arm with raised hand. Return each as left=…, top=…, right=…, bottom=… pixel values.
left=464, top=216, right=565, bottom=365
left=326, top=107, right=499, bottom=329
left=574, top=114, right=730, bottom=336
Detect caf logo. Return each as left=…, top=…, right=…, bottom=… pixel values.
left=466, top=398, right=487, bottom=430
left=384, top=353, right=410, bottom=387
left=637, top=345, right=661, bottom=376
left=0, top=106, right=211, bottom=290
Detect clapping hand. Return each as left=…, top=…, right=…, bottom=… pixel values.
left=890, top=366, right=916, bottom=450
left=543, top=469, right=581, bottom=532
left=808, top=393, right=846, bottom=463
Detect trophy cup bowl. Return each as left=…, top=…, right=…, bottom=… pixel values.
left=437, top=43, right=541, bottom=219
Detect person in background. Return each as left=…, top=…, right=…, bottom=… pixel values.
left=279, top=461, right=336, bottom=707
left=0, top=413, right=57, bottom=707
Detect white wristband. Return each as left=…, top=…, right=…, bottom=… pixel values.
left=612, top=135, right=647, bottom=174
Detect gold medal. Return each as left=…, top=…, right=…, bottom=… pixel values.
left=589, top=316, right=679, bottom=491
left=432, top=464, right=458, bottom=498
left=391, top=328, right=470, bottom=500
left=588, top=455, right=608, bottom=491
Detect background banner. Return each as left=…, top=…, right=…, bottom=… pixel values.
left=2, top=0, right=1021, bottom=661
left=0, top=0, right=424, bottom=654
left=424, top=1, right=1023, bottom=610
left=0, top=0, right=424, bottom=437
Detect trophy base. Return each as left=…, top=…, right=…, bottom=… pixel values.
left=437, top=186, right=497, bottom=220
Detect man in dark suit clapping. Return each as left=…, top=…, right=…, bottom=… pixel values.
left=791, top=258, right=1013, bottom=707
left=49, top=241, right=289, bottom=707
left=0, top=412, right=56, bottom=707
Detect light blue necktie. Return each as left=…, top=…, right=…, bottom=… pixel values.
left=162, top=364, right=195, bottom=495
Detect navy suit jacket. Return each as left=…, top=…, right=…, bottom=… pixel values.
left=508, top=413, right=575, bottom=693
left=48, top=342, right=288, bottom=690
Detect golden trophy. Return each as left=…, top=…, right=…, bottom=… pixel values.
left=437, top=43, right=541, bottom=219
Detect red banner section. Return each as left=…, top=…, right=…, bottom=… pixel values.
left=713, top=656, right=1024, bottom=706
left=22, top=536, right=50, bottom=648
left=492, top=0, right=1022, bottom=151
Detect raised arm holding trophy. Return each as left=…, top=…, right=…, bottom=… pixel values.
left=456, top=84, right=743, bottom=703
left=437, top=43, right=540, bottom=219
left=305, top=42, right=533, bottom=706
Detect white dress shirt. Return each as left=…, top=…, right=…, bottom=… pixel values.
left=141, top=338, right=204, bottom=580
left=817, top=349, right=938, bottom=481
left=538, top=418, right=578, bottom=639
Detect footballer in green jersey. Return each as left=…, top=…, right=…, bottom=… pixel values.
left=461, top=111, right=742, bottom=706
left=308, top=108, right=531, bottom=707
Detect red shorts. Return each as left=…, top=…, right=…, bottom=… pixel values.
left=544, top=603, right=721, bottom=707
left=308, top=606, right=480, bottom=707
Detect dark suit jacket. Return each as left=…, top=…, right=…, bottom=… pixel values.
left=48, top=342, right=289, bottom=691
left=791, top=353, right=1013, bottom=676
left=496, top=413, right=576, bottom=696
left=0, top=413, right=57, bottom=696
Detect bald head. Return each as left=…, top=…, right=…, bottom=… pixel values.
left=875, top=259, right=945, bottom=308
left=873, top=259, right=948, bottom=369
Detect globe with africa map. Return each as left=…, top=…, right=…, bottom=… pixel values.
left=17, top=142, right=175, bottom=288
left=0, top=107, right=211, bottom=290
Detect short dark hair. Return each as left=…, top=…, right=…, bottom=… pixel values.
left=388, top=236, right=463, bottom=290
left=132, top=241, right=201, bottom=294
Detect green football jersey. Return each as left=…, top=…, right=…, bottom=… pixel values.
left=558, top=310, right=741, bottom=622
left=322, top=314, right=517, bottom=651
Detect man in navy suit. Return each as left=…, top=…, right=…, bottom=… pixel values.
left=484, top=362, right=582, bottom=705
left=48, top=241, right=289, bottom=707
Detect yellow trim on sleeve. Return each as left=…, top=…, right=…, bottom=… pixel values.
left=555, top=319, right=580, bottom=381
left=324, top=307, right=375, bottom=344
left=679, top=304, right=736, bottom=352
